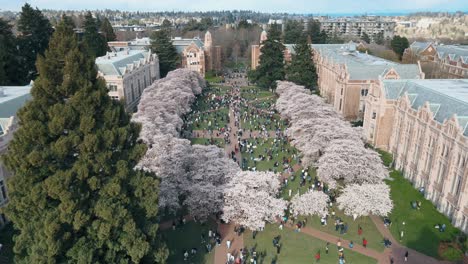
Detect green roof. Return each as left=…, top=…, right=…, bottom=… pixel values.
left=96, top=50, right=149, bottom=76
left=0, top=84, right=32, bottom=119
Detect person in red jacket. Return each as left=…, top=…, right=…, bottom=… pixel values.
left=363, top=238, right=368, bottom=248
left=315, top=251, right=321, bottom=262
left=358, top=225, right=363, bottom=236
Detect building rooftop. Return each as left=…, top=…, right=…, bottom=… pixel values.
left=96, top=50, right=150, bottom=76
left=0, top=84, right=32, bottom=119
left=172, top=37, right=205, bottom=53
left=293, top=42, right=421, bottom=80
left=382, top=79, right=468, bottom=136
left=409, top=41, right=468, bottom=62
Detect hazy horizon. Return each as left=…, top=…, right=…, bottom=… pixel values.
left=1, top=0, right=467, bottom=14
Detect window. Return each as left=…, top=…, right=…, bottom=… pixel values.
left=0, top=180, right=6, bottom=201
left=372, top=112, right=376, bottom=119
left=361, top=89, right=369, bottom=96
left=108, top=84, right=118, bottom=91
left=110, top=96, right=119, bottom=100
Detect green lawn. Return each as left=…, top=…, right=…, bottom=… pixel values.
left=306, top=212, right=385, bottom=252
left=243, top=223, right=378, bottom=264
left=280, top=168, right=317, bottom=200
left=240, top=108, right=286, bottom=131
left=0, top=223, right=15, bottom=263
left=241, top=138, right=299, bottom=172
left=188, top=108, right=229, bottom=131
left=386, top=170, right=463, bottom=259
left=241, top=90, right=275, bottom=101
left=160, top=221, right=217, bottom=264
left=190, top=138, right=225, bottom=148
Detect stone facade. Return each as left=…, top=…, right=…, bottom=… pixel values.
left=364, top=79, right=468, bottom=232
left=0, top=84, right=32, bottom=228
left=311, top=43, right=423, bottom=120
left=96, top=50, right=160, bottom=112
left=403, top=42, right=468, bottom=79
left=108, top=31, right=222, bottom=77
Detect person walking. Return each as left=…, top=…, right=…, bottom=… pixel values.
left=362, top=238, right=368, bottom=248
left=226, top=239, right=231, bottom=249
left=325, top=242, right=329, bottom=254
left=314, top=251, right=320, bottom=262
left=404, top=251, right=409, bottom=262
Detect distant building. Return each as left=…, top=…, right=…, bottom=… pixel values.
left=108, top=31, right=222, bottom=76
left=403, top=42, right=468, bottom=79
left=0, top=83, right=32, bottom=228
left=96, top=50, right=160, bottom=112
left=320, top=18, right=396, bottom=42
left=251, top=32, right=423, bottom=120
left=363, top=79, right=468, bottom=232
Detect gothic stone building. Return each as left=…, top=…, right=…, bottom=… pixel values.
left=403, top=42, right=468, bottom=79
left=108, top=31, right=222, bottom=77
left=363, top=79, right=468, bottom=232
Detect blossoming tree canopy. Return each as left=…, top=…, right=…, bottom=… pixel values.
left=290, top=190, right=329, bottom=217
left=337, top=183, right=393, bottom=217
left=222, top=171, right=287, bottom=230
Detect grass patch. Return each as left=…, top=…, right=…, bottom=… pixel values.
left=386, top=170, right=462, bottom=259
left=376, top=149, right=393, bottom=168
left=241, top=138, right=299, bottom=172
left=160, top=220, right=217, bottom=264
left=187, top=108, right=229, bottom=131
left=243, top=223, right=378, bottom=264
left=306, top=211, right=385, bottom=252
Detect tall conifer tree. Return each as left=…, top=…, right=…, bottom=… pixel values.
left=150, top=28, right=179, bottom=78
left=3, top=17, right=167, bottom=263
left=286, top=33, right=318, bottom=90
left=16, top=3, right=53, bottom=83
left=0, top=18, right=20, bottom=85
left=83, top=12, right=108, bottom=58
left=249, top=24, right=285, bottom=89
left=100, top=17, right=116, bottom=42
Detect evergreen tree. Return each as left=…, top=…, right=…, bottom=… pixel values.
left=0, top=18, right=21, bottom=85
left=361, top=32, right=371, bottom=44
left=284, top=20, right=304, bottom=44
left=161, top=19, right=172, bottom=31
left=3, top=17, right=168, bottom=264
left=150, top=29, right=179, bottom=78
left=100, top=17, right=116, bottom=42
left=83, top=12, right=108, bottom=58
left=286, top=33, right=317, bottom=90
left=390, top=35, right=409, bottom=60
left=374, top=31, right=385, bottom=45
left=16, top=3, right=53, bottom=84
left=249, top=24, right=285, bottom=89
left=306, top=19, right=327, bottom=44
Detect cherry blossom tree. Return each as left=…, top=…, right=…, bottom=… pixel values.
left=337, top=183, right=393, bottom=218
left=317, top=139, right=389, bottom=188
left=222, top=171, right=287, bottom=230
left=290, top=190, right=329, bottom=217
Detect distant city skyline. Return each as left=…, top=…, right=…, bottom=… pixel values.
left=1, top=0, right=467, bottom=14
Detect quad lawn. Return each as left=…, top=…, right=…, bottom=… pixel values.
left=241, top=89, right=275, bottom=100
left=243, top=223, right=378, bottom=264
left=240, top=107, right=286, bottom=131
left=187, top=108, right=229, bottom=131
left=241, top=138, right=299, bottom=172
left=190, top=138, right=225, bottom=148
left=386, top=170, right=464, bottom=260
left=160, top=220, right=217, bottom=264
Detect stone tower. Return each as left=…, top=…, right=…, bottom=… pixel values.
left=260, top=30, right=268, bottom=43
left=204, top=31, right=212, bottom=49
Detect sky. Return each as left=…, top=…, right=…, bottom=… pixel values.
left=0, top=0, right=466, bottom=14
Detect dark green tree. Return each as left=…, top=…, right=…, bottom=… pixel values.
left=249, top=24, right=285, bottom=89
left=361, top=32, right=371, bottom=44
left=283, top=20, right=304, bottom=44
left=0, top=18, right=21, bottom=85
left=161, top=19, right=172, bottom=31
left=83, top=12, right=108, bottom=58
left=286, top=33, right=317, bottom=89
left=390, top=35, right=409, bottom=60
left=374, top=31, right=385, bottom=45
left=2, top=17, right=167, bottom=264
left=100, top=17, right=116, bottom=42
left=306, top=19, right=327, bottom=44
left=150, top=29, right=179, bottom=78
left=16, top=3, right=53, bottom=83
